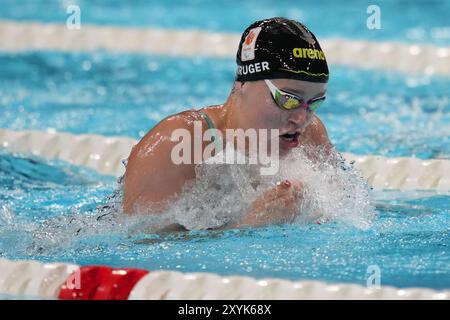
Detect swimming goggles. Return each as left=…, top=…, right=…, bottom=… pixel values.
left=264, top=79, right=326, bottom=111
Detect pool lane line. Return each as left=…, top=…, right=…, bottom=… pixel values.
left=0, top=20, right=449, bottom=75
left=0, top=258, right=448, bottom=300
left=0, top=128, right=449, bottom=191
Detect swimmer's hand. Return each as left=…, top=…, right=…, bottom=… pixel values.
left=231, top=180, right=304, bottom=228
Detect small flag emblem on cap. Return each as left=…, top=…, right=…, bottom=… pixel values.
left=241, top=27, right=262, bottom=61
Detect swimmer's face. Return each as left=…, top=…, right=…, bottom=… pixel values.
left=236, top=79, right=327, bottom=156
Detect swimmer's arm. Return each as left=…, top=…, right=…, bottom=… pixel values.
left=304, top=114, right=333, bottom=152
left=309, top=115, right=352, bottom=170
left=123, top=114, right=197, bottom=214
left=299, top=114, right=334, bottom=164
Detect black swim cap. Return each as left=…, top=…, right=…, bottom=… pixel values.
left=236, top=17, right=329, bottom=83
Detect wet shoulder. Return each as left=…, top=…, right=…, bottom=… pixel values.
left=301, top=114, right=330, bottom=147
left=147, top=109, right=204, bottom=135
left=128, top=110, right=198, bottom=159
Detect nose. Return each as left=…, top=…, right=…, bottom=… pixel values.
left=287, top=107, right=308, bottom=127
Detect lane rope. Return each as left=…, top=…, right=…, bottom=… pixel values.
left=0, top=20, right=449, bottom=75
left=0, top=259, right=448, bottom=300
left=1, top=128, right=449, bottom=191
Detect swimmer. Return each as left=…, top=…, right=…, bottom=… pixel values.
left=123, top=17, right=332, bottom=228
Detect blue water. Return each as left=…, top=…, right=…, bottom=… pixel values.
left=1, top=0, right=450, bottom=45
left=0, top=0, right=449, bottom=292
left=0, top=152, right=449, bottom=289
left=0, top=51, right=449, bottom=159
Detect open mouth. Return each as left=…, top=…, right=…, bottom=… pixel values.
left=279, top=131, right=300, bottom=142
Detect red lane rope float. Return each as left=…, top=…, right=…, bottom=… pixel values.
left=58, top=266, right=148, bottom=300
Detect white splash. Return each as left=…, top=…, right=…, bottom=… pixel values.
left=128, top=145, right=376, bottom=231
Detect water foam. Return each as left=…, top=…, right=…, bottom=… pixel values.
left=9, top=144, right=375, bottom=257
left=127, top=145, right=376, bottom=231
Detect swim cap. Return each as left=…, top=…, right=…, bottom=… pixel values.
left=236, top=17, right=329, bottom=83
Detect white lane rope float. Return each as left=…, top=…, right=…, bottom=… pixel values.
left=1, top=129, right=449, bottom=191
left=0, top=129, right=449, bottom=299
left=0, top=20, right=449, bottom=75
left=0, top=258, right=448, bottom=300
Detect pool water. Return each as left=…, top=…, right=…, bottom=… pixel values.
left=1, top=0, right=450, bottom=45
left=0, top=51, right=449, bottom=159
left=0, top=151, right=449, bottom=289
left=0, top=293, right=49, bottom=300
left=0, top=0, right=449, bottom=292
